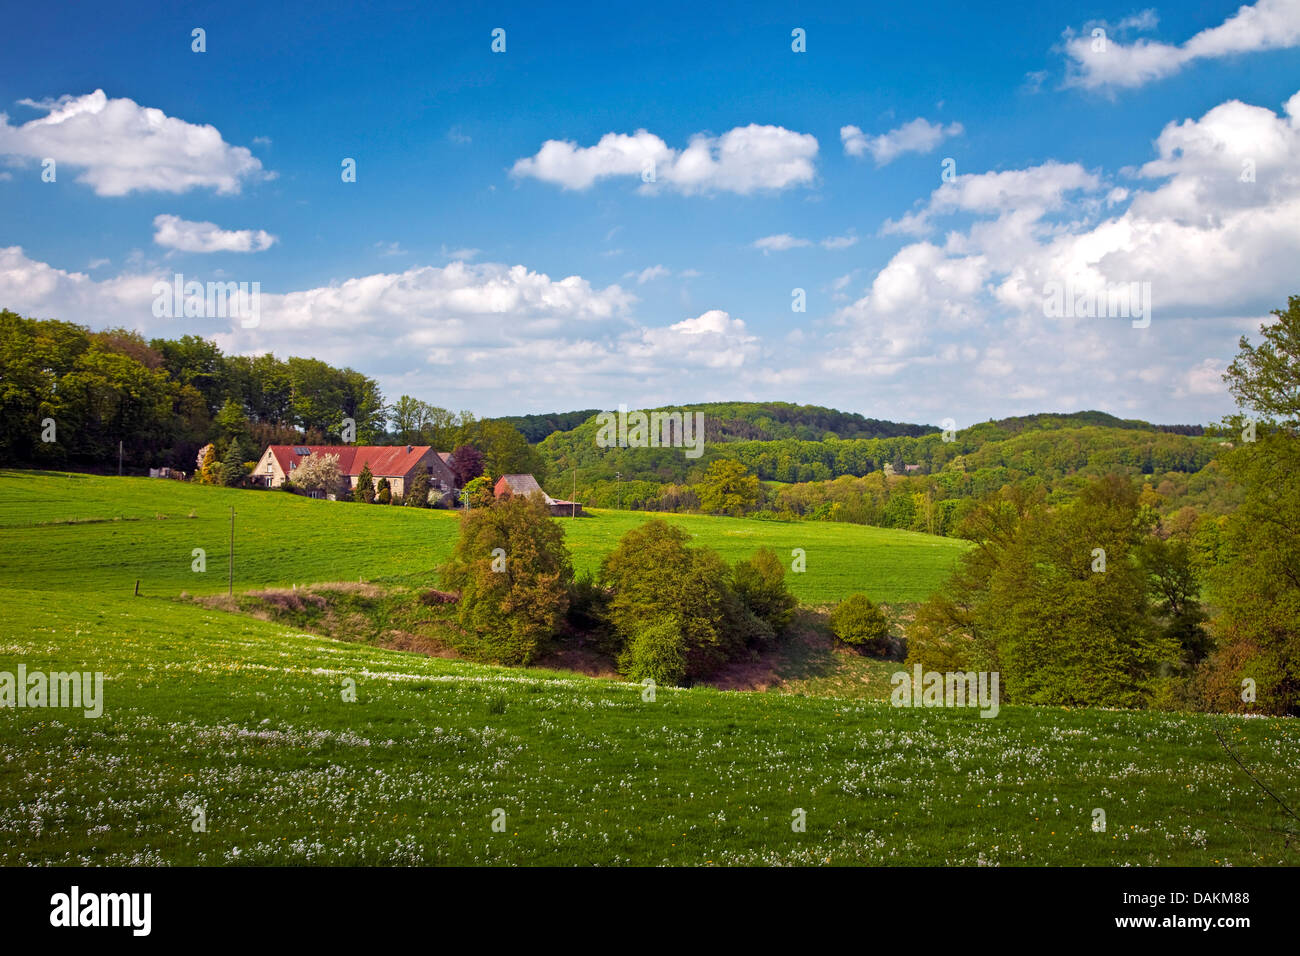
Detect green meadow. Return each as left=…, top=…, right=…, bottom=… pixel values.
left=0, top=470, right=1296, bottom=866
left=0, top=471, right=968, bottom=604
left=2, top=587, right=1296, bottom=866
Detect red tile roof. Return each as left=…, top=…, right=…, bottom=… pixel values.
left=495, top=474, right=544, bottom=497
left=268, top=445, right=435, bottom=478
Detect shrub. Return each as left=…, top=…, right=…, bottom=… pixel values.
left=463, top=475, right=495, bottom=508
left=439, top=492, right=572, bottom=665
left=375, top=476, right=392, bottom=504
left=600, top=519, right=746, bottom=680
left=219, top=438, right=249, bottom=487
left=566, top=571, right=614, bottom=649
left=404, top=471, right=430, bottom=507
left=196, top=443, right=222, bottom=485
left=732, top=547, right=797, bottom=635
left=623, top=618, right=688, bottom=686
left=830, top=594, right=891, bottom=654
left=294, top=452, right=343, bottom=496
left=354, top=464, right=376, bottom=503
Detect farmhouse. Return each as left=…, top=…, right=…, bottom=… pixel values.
left=494, top=473, right=584, bottom=516
left=254, top=445, right=456, bottom=500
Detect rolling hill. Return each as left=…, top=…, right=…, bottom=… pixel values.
left=0, top=471, right=968, bottom=605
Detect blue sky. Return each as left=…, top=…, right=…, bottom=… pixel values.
left=3, top=0, right=1299, bottom=425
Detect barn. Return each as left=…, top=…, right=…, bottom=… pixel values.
left=493, top=474, right=584, bottom=516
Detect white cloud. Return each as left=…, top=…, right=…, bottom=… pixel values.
left=625, top=265, right=671, bottom=284
left=0, top=90, right=270, bottom=196
left=0, top=246, right=164, bottom=324
left=753, top=232, right=858, bottom=253
left=820, top=233, right=859, bottom=250
left=511, top=124, right=818, bottom=195
left=753, top=234, right=812, bottom=253
left=10, top=91, right=1296, bottom=423
left=841, top=118, right=963, bottom=165
left=440, top=245, right=481, bottom=261
left=1063, top=0, right=1300, bottom=90
left=1118, top=9, right=1160, bottom=32
left=628, top=310, right=759, bottom=369
left=824, top=89, right=1300, bottom=422
left=882, top=161, right=1101, bottom=235
left=0, top=246, right=775, bottom=413
left=1184, top=358, right=1229, bottom=395
left=153, top=214, right=277, bottom=253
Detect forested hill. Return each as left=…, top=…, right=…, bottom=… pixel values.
left=533, top=403, right=1230, bottom=523
left=963, top=411, right=1206, bottom=441
left=502, top=405, right=1206, bottom=448
left=493, top=410, right=602, bottom=443
left=494, top=402, right=936, bottom=444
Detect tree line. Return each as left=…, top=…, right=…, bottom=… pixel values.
left=0, top=311, right=544, bottom=483
left=907, top=296, right=1300, bottom=716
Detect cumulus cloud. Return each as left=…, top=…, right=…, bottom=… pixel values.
left=511, top=124, right=818, bottom=195
left=1062, top=0, right=1300, bottom=90
left=0, top=90, right=270, bottom=196
left=153, top=215, right=277, bottom=253
left=627, top=310, right=760, bottom=370
left=0, top=245, right=774, bottom=412
left=841, top=118, right=963, bottom=165
left=0, top=246, right=163, bottom=323
left=824, top=89, right=1300, bottom=422
left=881, top=161, right=1102, bottom=235
left=10, top=91, right=1297, bottom=423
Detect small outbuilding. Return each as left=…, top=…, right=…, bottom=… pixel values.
left=493, top=474, right=583, bottom=516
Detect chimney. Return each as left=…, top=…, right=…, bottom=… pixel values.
left=407, top=445, right=413, bottom=453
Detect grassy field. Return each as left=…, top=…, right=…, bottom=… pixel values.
left=2, top=586, right=1296, bottom=866
left=0, top=471, right=968, bottom=605
left=2, top=469, right=1296, bottom=867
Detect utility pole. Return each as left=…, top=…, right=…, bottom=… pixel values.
left=228, top=506, right=235, bottom=596
left=616, top=471, right=622, bottom=511
left=572, top=465, right=577, bottom=518
left=118, top=440, right=123, bottom=476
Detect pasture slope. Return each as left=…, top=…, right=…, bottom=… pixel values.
left=0, top=471, right=965, bottom=605
left=0, top=470, right=1296, bottom=866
